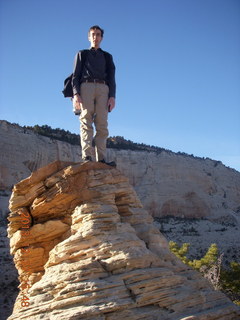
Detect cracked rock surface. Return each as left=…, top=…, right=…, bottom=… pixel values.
left=7, top=161, right=240, bottom=319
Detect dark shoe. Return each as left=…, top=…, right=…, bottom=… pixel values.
left=98, top=159, right=116, bottom=167
left=82, top=156, right=92, bottom=163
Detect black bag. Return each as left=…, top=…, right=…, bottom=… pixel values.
left=62, top=49, right=88, bottom=98
left=62, top=74, right=73, bottom=98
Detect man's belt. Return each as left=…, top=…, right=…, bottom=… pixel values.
left=83, top=79, right=106, bottom=84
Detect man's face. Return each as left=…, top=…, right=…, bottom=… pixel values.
left=88, top=29, right=103, bottom=49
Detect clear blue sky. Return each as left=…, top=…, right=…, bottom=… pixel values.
left=0, top=0, right=240, bottom=171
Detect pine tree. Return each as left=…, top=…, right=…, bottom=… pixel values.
left=169, top=241, right=240, bottom=304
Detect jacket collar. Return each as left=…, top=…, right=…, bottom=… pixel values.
left=90, top=47, right=102, bottom=51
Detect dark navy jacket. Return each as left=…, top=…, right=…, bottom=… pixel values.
left=72, top=48, right=116, bottom=98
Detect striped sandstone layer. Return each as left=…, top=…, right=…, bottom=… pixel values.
left=7, top=161, right=240, bottom=320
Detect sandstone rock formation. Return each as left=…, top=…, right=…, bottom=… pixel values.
left=7, top=161, right=240, bottom=319
left=1, top=120, right=240, bottom=224
left=1, top=120, right=240, bottom=319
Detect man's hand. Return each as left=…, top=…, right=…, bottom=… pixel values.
left=108, top=97, right=115, bottom=112
left=73, top=94, right=82, bottom=111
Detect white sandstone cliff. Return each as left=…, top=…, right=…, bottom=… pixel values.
left=1, top=120, right=240, bottom=319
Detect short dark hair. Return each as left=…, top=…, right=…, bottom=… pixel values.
left=88, top=25, right=104, bottom=37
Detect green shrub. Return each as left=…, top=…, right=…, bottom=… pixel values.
left=169, top=241, right=240, bottom=304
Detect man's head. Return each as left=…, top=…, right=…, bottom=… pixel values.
left=88, top=25, right=104, bottom=49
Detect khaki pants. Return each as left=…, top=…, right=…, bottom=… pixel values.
left=80, top=82, right=109, bottom=161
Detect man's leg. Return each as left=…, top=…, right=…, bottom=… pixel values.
left=80, top=83, right=95, bottom=160
left=94, top=83, right=109, bottom=161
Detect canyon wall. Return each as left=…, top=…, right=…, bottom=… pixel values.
left=7, top=161, right=240, bottom=319
left=1, top=120, right=239, bottom=257
left=0, top=120, right=240, bottom=318
left=1, top=120, right=239, bottom=222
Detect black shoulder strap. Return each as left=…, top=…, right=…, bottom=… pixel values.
left=80, top=49, right=88, bottom=66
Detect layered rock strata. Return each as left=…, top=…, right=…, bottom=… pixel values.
left=7, top=161, right=240, bottom=319
left=1, top=120, right=240, bottom=264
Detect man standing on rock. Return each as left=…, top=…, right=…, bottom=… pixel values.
left=72, top=25, right=116, bottom=166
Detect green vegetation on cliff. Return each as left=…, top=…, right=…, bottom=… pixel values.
left=23, top=123, right=208, bottom=160
left=23, top=124, right=169, bottom=154
left=169, top=241, right=240, bottom=305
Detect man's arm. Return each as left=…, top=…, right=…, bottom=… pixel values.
left=106, top=53, right=116, bottom=112
left=72, top=51, right=84, bottom=110
left=72, top=51, right=82, bottom=96
left=106, top=53, right=116, bottom=99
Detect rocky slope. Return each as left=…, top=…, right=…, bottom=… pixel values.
left=7, top=161, right=240, bottom=319
left=1, top=120, right=240, bottom=257
left=0, top=120, right=240, bottom=318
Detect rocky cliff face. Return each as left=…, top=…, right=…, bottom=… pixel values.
left=1, top=120, right=240, bottom=318
left=7, top=161, right=240, bottom=319
left=1, top=120, right=240, bottom=257
left=1, top=120, right=240, bottom=221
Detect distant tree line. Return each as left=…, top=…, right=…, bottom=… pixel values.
left=24, top=125, right=80, bottom=145
left=106, top=136, right=169, bottom=154
left=21, top=123, right=212, bottom=162
left=23, top=124, right=172, bottom=154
